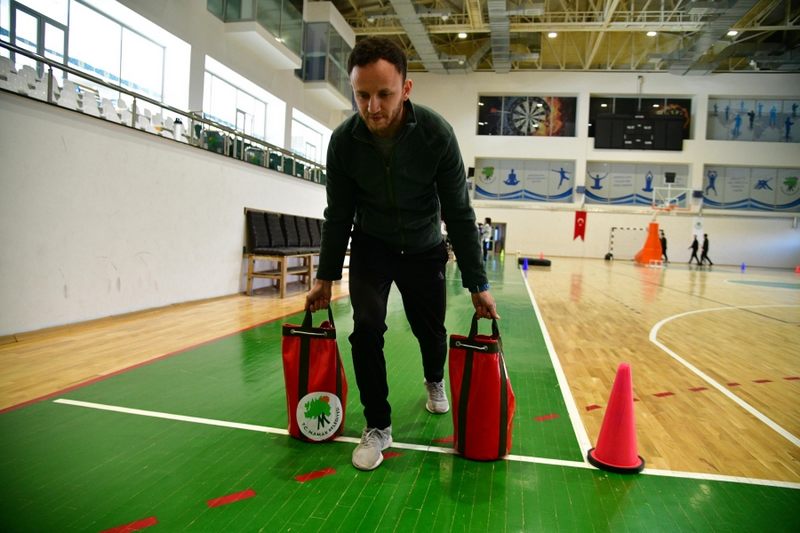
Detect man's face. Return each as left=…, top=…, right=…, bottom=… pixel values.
left=350, top=59, right=412, bottom=138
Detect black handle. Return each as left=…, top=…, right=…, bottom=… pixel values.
left=302, top=306, right=335, bottom=328
left=468, top=313, right=499, bottom=339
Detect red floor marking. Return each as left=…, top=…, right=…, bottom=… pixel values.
left=100, top=516, right=158, bottom=533
left=753, top=379, right=773, bottom=384
left=653, top=391, right=674, bottom=398
left=206, top=488, right=256, bottom=508
left=534, top=413, right=559, bottom=422
left=294, top=467, right=336, bottom=483
left=727, top=382, right=741, bottom=387
left=433, top=435, right=454, bottom=443
left=688, top=387, right=708, bottom=392
left=784, top=376, right=800, bottom=381
left=585, top=404, right=602, bottom=411
left=383, top=451, right=402, bottom=459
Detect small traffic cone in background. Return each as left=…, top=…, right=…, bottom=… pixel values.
left=795, top=265, right=800, bottom=274
left=587, top=363, right=645, bottom=474
left=539, top=251, right=544, bottom=260
left=741, top=263, right=746, bottom=273
left=523, top=258, right=529, bottom=271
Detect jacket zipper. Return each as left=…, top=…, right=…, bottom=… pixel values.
left=382, top=146, right=406, bottom=253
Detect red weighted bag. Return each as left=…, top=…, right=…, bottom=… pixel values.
left=282, top=308, right=347, bottom=442
left=448, top=315, right=515, bottom=460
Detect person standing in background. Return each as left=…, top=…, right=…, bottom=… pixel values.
left=659, top=230, right=669, bottom=263
left=700, top=234, right=714, bottom=266
left=688, top=235, right=701, bottom=265
left=481, top=217, right=493, bottom=261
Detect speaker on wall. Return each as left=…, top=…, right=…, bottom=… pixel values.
left=468, top=167, right=475, bottom=178
left=665, top=172, right=676, bottom=184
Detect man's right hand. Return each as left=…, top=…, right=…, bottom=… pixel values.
left=305, top=280, right=333, bottom=312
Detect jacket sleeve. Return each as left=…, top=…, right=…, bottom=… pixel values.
left=435, top=129, right=488, bottom=289
left=316, top=137, right=356, bottom=281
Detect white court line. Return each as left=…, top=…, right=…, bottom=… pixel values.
left=54, top=398, right=800, bottom=489
left=649, top=304, right=800, bottom=448
left=520, top=271, right=593, bottom=455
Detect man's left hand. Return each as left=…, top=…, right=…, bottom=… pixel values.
left=471, top=290, right=499, bottom=320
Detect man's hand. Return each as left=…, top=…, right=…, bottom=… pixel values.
left=306, top=280, right=333, bottom=312
left=471, top=290, right=499, bottom=320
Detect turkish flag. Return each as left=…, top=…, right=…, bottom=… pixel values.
left=574, top=210, right=587, bottom=241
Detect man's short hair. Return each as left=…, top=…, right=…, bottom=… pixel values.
left=347, top=37, right=407, bottom=80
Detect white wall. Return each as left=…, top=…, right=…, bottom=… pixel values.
left=0, top=93, right=326, bottom=335
left=410, top=70, right=800, bottom=267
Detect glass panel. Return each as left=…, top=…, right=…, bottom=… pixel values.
left=252, top=99, right=266, bottom=140
left=280, top=1, right=302, bottom=56
left=13, top=7, right=37, bottom=70
left=1, top=0, right=11, bottom=50
left=43, top=21, right=63, bottom=63
left=121, top=28, right=164, bottom=100
left=17, top=0, right=66, bottom=24
left=206, top=0, right=224, bottom=20
left=256, top=0, right=280, bottom=36
left=68, top=1, right=121, bottom=84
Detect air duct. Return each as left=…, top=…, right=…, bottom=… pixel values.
left=388, top=0, right=447, bottom=73
left=487, top=0, right=511, bottom=73
left=661, top=0, right=758, bottom=75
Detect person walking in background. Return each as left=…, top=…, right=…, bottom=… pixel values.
left=659, top=230, right=669, bottom=263
left=700, top=233, right=714, bottom=266
left=481, top=217, right=493, bottom=261
left=688, top=235, right=701, bottom=265
left=305, top=37, right=498, bottom=472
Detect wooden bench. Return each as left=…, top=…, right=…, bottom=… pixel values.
left=245, top=209, right=322, bottom=297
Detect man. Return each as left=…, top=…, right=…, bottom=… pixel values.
left=659, top=230, right=668, bottom=263
left=305, top=37, right=498, bottom=471
left=688, top=235, right=701, bottom=265
left=700, top=233, right=713, bottom=266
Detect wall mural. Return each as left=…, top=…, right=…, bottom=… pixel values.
left=473, top=158, right=575, bottom=202
left=477, top=96, right=577, bottom=137
left=703, top=165, right=800, bottom=211
left=584, top=162, right=690, bottom=206
left=707, top=98, right=799, bottom=143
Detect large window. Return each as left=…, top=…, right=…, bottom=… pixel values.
left=69, top=1, right=163, bottom=100
left=204, top=55, right=285, bottom=147
left=291, top=108, right=330, bottom=164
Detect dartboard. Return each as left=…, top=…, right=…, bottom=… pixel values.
left=505, top=97, right=551, bottom=135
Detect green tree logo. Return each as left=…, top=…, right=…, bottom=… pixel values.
left=304, top=395, right=332, bottom=429
left=296, top=392, right=343, bottom=441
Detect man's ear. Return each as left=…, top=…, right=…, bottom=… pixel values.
left=403, top=78, right=413, bottom=101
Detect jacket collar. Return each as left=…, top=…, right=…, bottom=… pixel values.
left=351, top=100, right=417, bottom=143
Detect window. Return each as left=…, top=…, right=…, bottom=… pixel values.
left=291, top=108, right=330, bottom=164
left=204, top=55, right=285, bottom=146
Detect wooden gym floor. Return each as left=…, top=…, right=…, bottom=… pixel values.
left=0, top=256, right=798, bottom=531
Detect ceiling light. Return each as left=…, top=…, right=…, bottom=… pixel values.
left=458, top=32, right=467, bottom=39
left=367, top=16, right=375, bottom=24
left=646, top=31, right=657, bottom=37
left=727, top=30, right=738, bottom=37
left=600, top=103, right=608, bottom=108
left=441, top=14, right=449, bottom=22
left=652, top=104, right=660, bottom=108
left=547, top=32, right=558, bottom=39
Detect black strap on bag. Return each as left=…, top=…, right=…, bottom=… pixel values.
left=457, top=314, right=509, bottom=457
left=292, top=307, right=340, bottom=402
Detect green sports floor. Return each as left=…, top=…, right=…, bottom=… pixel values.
left=1, top=260, right=798, bottom=532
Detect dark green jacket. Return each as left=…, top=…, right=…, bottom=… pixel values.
left=317, top=101, right=488, bottom=290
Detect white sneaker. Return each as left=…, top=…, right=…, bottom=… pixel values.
left=352, top=426, right=393, bottom=471
left=425, top=380, right=450, bottom=414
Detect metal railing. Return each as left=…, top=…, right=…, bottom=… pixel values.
left=0, top=39, right=326, bottom=184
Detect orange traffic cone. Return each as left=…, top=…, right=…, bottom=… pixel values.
left=587, top=362, right=645, bottom=473
left=795, top=265, right=800, bottom=274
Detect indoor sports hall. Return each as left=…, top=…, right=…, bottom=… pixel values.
left=1, top=1, right=799, bottom=531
